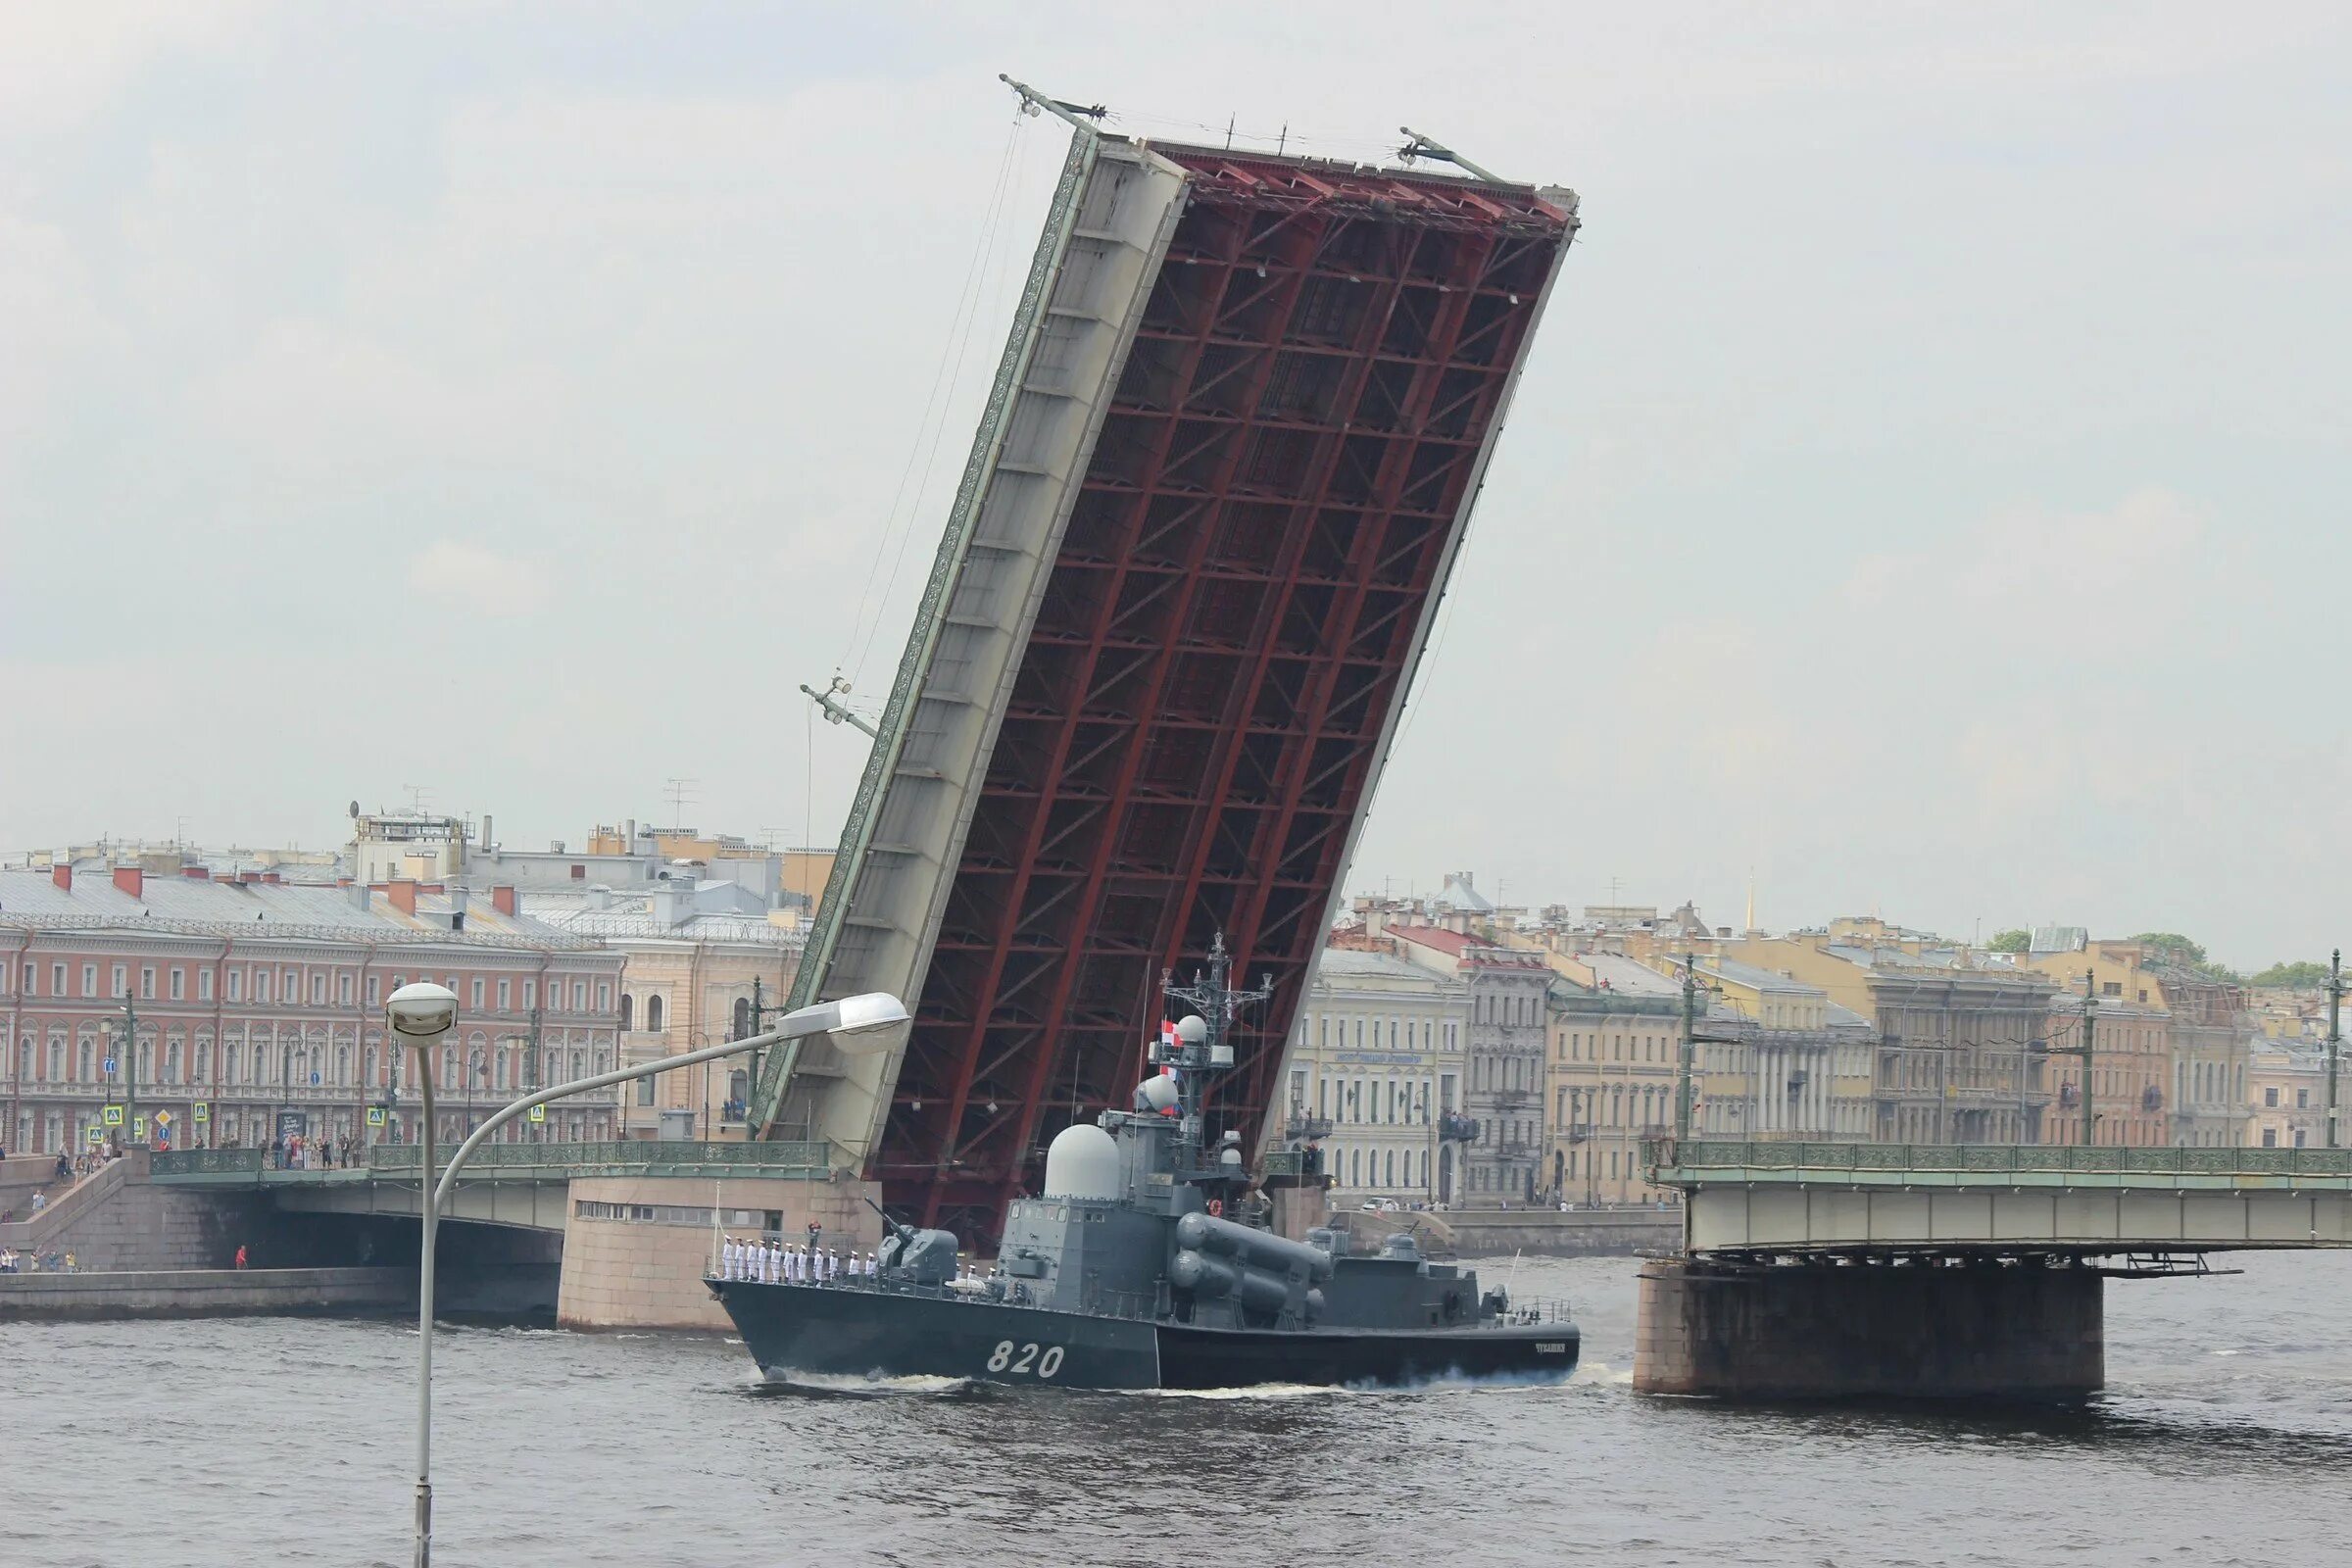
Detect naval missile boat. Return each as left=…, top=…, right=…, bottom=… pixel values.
left=708, top=938, right=1579, bottom=1391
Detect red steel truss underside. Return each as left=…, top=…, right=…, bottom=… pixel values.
left=879, top=148, right=1573, bottom=1238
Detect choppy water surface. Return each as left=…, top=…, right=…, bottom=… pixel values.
left=5, top=1251, right=2350, bottom=1566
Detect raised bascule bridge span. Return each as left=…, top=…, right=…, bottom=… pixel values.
left=1636, top=1139, right=2352, bottom=1400
left=746, top=96, right=1580, bottom=1243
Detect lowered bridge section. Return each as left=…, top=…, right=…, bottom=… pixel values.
left=1635, top=1141, right=2352, bottom=1401
left=145, top=1143, right=867, bottom=1330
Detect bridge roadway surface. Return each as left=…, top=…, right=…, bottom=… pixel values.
left=1645, top=1139, right=2352, bottom=1258
left=151, top=1141, right=832, bottom=1231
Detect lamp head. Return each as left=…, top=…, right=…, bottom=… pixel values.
left=385, top=981, right=459, bottom=1042
left=779, top=991, right=909, bottom=1055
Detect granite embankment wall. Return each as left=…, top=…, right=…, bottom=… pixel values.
left=0, top=1266, right=412, bottom=1320
left=0, top=1150, right=301, bottom=1271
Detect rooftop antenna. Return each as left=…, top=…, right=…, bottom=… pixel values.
left=1396, top=126, right=1504, bottom=184
left=662, top=777, right=700, bottom=832
left=401, top=784, right=433, bottom=814
left=999, top=74, right=1108, bottom=134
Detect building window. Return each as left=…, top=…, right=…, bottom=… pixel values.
left=140, top=967, right=156, bottom=1000
left=227, top=969, right=243, bottom=1002
left=733, top=998, right=754, bottom=1038
left=471, top=978, right=486, bottom=1009
left=597, top=982, right=611, bottom=1011
left=80, top=963, right=96, bottom=997
left=199, top=969, right=215, bottom=1002
left=571, top=864, right=586, bottom=880
left=367, top=974, right=380, bottom=1004
left=498, top=978, right=512, bottom=1010
left=637, top=1078, right=655, bottom=1106
left=311, top=973, right=325, bottom=1004
left=51, top=963, right=67, bottom=996
left=255, top=970, right=270, bottom=1003
left=170, top=968, right=185, bottom=1001
left=523, top=981, right=537, bottom=1010
left=619, top=994, right=634, bottom=1031
left=647, top=995, right=665, bottom=1032
left=340, top=973, right=355, bottom=1005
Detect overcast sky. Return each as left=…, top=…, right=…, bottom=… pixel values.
left=2, top=4, right=2346, bottom=968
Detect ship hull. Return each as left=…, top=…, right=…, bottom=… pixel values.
left=709, top=1278, right=1579, bottom=1391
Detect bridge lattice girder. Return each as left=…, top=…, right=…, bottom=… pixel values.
left=877, top=147, right=1577, bottom=1236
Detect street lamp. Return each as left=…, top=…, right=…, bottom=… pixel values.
left=400, top=989, right=906, bottom=1568
left=384, top=980, right=458, bottom=1568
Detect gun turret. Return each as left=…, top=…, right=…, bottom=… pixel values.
left=865, top=1197, right=959, bottom=1287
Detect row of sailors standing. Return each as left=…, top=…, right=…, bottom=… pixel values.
left=719, top=1236, right=878, bottom=1285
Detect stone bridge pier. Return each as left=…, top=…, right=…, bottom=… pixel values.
left=1634, top=1139, right=2352, bottom=1400
left=1636, top=1255, right=2104, bottom=1399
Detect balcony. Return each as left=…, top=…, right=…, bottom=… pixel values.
left=1285, top=1114, right=1336, bottom=1142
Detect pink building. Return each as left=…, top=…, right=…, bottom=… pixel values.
left=2, top=864, right=624, bottom=1155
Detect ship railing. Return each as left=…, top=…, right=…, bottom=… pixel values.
left=1494, top=1295, right=1576, bottom=1327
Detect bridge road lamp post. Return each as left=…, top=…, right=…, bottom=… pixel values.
left=389, top=985, right=908, bottom=1568
left=2328, top=950, right=2342, bottom=1150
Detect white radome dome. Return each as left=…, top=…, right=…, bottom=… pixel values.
left=1043, top=1123, right=1120, bottom=1201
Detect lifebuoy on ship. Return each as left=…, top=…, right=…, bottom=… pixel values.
left=1205, top=1199, right=1223, bottom=1218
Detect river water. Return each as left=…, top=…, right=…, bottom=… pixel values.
left=5, top=1251, right=2349, bottom=1567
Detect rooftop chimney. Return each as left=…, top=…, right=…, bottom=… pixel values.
left=183, top=865, right=212, bottom=880
left=262, top=871, right=282, bottom=885
left=113, top=864, right=144, bottom=899
left=491, top=884, right=518, bottom=917
left=52, top=863, right=72, bottom=893
left=480, top=812, right=493, bottom=854
left=387, top=879, right=418, bottom=916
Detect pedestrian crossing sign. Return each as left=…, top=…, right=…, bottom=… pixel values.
left=132, top=1117, right=147, bottom=1140
left=528, top=1103, right=546, bottom=1123
left=86, top=1125, right=104, bottom=1145
left=367, top=1105, right=386, bottom=1127
left=102, top=1103, right=124, bottom=1126
left=193, top=1102, right=210, bottom=1122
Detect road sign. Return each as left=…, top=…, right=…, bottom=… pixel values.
left=103, top=1056, right=118, bottom=1075
left=132, top=1116, right=147, bottom=1140
left=155, top=1109, right=173, bottom=1128
left=367, top=1105, right=386, bottom=1127
left=102, top=1103, right=124, bottom=1126
left=86, top=1125, right=104, bottom=1145
left=193, top=1102, right=210, bottom=1122
left=528, top=1103, right=546, bottom=1124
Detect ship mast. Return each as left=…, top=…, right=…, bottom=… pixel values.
left=1159, top=933, right=1274, bottom=1178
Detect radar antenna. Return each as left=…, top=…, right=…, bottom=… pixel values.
left=1156, top=933, right=1276, bottom=1178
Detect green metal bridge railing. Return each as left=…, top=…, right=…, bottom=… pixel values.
left=1645, top=1138, right=2352, bottom=1180
left=153, top=1140, right=833, bottom=1183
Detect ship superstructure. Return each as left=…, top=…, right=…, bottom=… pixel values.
left=711, top=937, right=1578, bottom=1389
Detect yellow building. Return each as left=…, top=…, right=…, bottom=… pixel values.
left=1545, top=953, right=1684, bottom=1206
left=2246, top=1041, right=2328, bottom=1150
left=2020, top=941, right=2171, bottom=1147
left=1659, top=956, right=1877, bottom=1141
left=531, top=887, right=803, bottom=1139
left=1726, top=931, right=2054, bottom=1144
